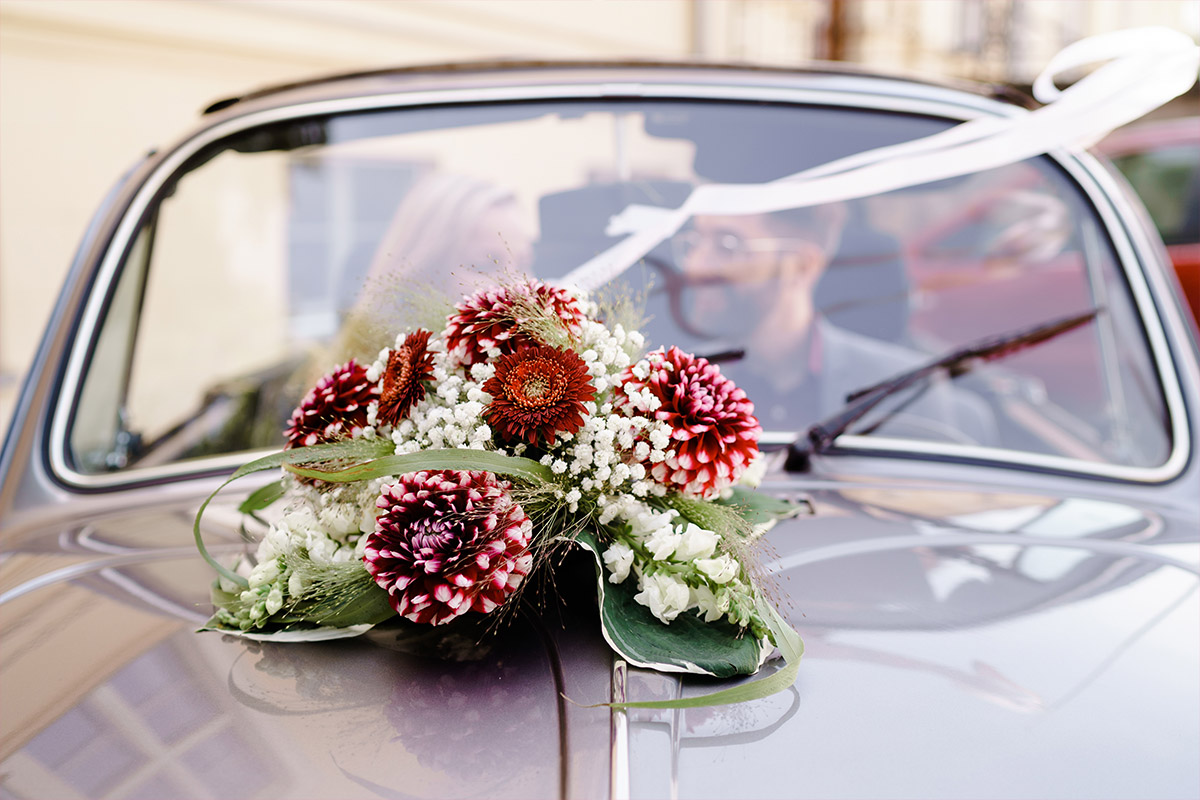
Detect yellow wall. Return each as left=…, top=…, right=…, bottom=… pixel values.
left=0, top=0, right=697, bottom=428
left=2, top=0, right=1196, bottom=430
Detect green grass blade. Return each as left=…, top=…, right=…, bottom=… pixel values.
left=193, top=439, right=394, bottom=589
left=238, top=479, right=285, bottom=514
left=285, top=448, right=554, bottom=483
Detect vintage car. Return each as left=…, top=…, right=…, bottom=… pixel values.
left=1, top=59, right=1197, bottom=799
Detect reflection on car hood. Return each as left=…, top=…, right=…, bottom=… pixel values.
left=1, top=472, right=1197, bottom=799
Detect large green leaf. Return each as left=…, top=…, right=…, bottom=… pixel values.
left=575, top=531, right=766, bottom=678
left=293, top=579, right=396, bottom=629
left=576, top=530, right=804, bottom=709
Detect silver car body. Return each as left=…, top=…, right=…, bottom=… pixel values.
left=2, top=63, right=1197, bottom=799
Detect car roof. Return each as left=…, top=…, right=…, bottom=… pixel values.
left=199, top=58, right=1038, bottom=120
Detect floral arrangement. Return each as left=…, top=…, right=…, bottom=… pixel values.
left=195, top=281, right=803, bottom=706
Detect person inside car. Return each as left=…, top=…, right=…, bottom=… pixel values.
left=672, top=203, right=998, bottom=445
left=336, top=172, right=536, bottom=362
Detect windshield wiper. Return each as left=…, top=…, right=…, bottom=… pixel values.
left=783, top=309, right=1100, bottom=471
left=697, top=348, right=745, bottom=364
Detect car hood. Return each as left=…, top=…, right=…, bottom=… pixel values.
left=1, top=472, right=1197, bottom=799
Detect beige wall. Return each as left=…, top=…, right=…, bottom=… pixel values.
left=2, top=0, right=1197, bottom=431
left=0, top=0, right=699, bottom=429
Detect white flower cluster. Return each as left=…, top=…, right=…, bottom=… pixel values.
left=599, top=499, right=761, bottom=631
left=536, top=319, right=675, bottom=511
left=225, top=477, right=383, bottom=626
left=365, top=334, right=496, bottom=456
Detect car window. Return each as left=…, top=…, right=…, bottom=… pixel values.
left=1110, top=142, right=1200, bottom=246
left=67, top=99, right=1173, bottom=476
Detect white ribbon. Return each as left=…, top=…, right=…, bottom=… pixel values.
left=561, top=27, right=1199, bottom=292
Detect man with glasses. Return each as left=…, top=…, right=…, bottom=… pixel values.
left=669, top=203, right=996, bottom=445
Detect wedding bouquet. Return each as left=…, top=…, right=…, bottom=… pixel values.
left=195, top=281, right=803, bottom=706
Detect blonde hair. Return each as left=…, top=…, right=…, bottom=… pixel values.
left=365, top=172, right=518, bottom=292
left=335, top=173, right=521, bottom=362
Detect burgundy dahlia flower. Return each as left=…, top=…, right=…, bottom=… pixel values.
left=483, top=345, right=596, bottom=446
left=617, top=346, right=761, bottom=499
left=377, top=329, right=435, bottom=426
left=363, top=470, right=533, bottom=625
left=442, top=282, right=587, bottom=366
left=284, top=360, right=379, bottom=448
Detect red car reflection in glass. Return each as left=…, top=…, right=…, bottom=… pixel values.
left=1099, top=116, right=1200, bottom=323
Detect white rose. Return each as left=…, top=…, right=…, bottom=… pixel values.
left=360, top=503, right=380, bottom=534
left=738, top=452, right=768, bottom=487
left=602, top=542, right=635, bottom=583
left=696, top=555, right=739, bottom=584
left=265, top=586, right=284, bottom=615
left=247, top=559, right=280, bottom=589
left=671, top=523, right=718, bottom=561
left=643, top=526, right=682, bottom=561
left=634, top=572, right=691, bottom=623
left=689, top=584, right=730, bottom=622
left=317, top=502, right=360, bottom=537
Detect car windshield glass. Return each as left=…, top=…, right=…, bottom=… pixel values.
left=68, top=99, right=1172, bottom=475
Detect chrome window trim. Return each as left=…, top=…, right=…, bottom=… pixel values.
left=48, top=79, right=1190, bottom=489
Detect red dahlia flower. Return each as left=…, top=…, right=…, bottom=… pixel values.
left=363, top=470, right=533, bottom=625
left=617, top=346, right=761, bottom=499
left=442, top=283, right=587, bottom=366
left=483, top=345, right=596, bottom=445
left=284, top=360, right=379, bottom=448
left=377, top=329, right=435, bottom=426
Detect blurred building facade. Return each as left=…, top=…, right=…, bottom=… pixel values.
left=2, top=0, right=1197, bottom=428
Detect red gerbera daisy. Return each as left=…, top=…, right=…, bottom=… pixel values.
left=616, top=346, right=761, bottom=499
left=483, top=345, right=596, bottom=445
left=284, top=360, right=379, bottom=448
left=442, top=282, right=587, bottom=366
left=377, top=329, right=435, bottom=426
left=363, top=470, right=533, bottom=626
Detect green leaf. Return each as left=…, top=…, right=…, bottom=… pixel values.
left=716, top=486, right=808, bottom=528
left=238, top=480, right=285, bottom=514
left=576, top=530, right=804, bottom=710
left=203, top=565, right=395, bottom=634
left=576, top=531, right=766, bottom=678
left=295, top=580, right=396, bottom=629
left=286, top=448, right=554, bottom=484
left=193, top=439, right=394, bottom=589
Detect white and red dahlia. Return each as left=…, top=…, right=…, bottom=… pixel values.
left=363, top=470, right=533, bottom=625
left=284, top=360, right=379, bottom=448
left=617, top=347, right=761, bottom=499
left=442, top=282, right=588, bottom=366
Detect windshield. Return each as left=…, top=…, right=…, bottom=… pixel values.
left=67, top=98, right=1173, bottom=475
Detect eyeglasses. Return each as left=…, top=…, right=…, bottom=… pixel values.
left=670, top=228, right=817, bottom=269
left=650, top=241, right=798, bottom=341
